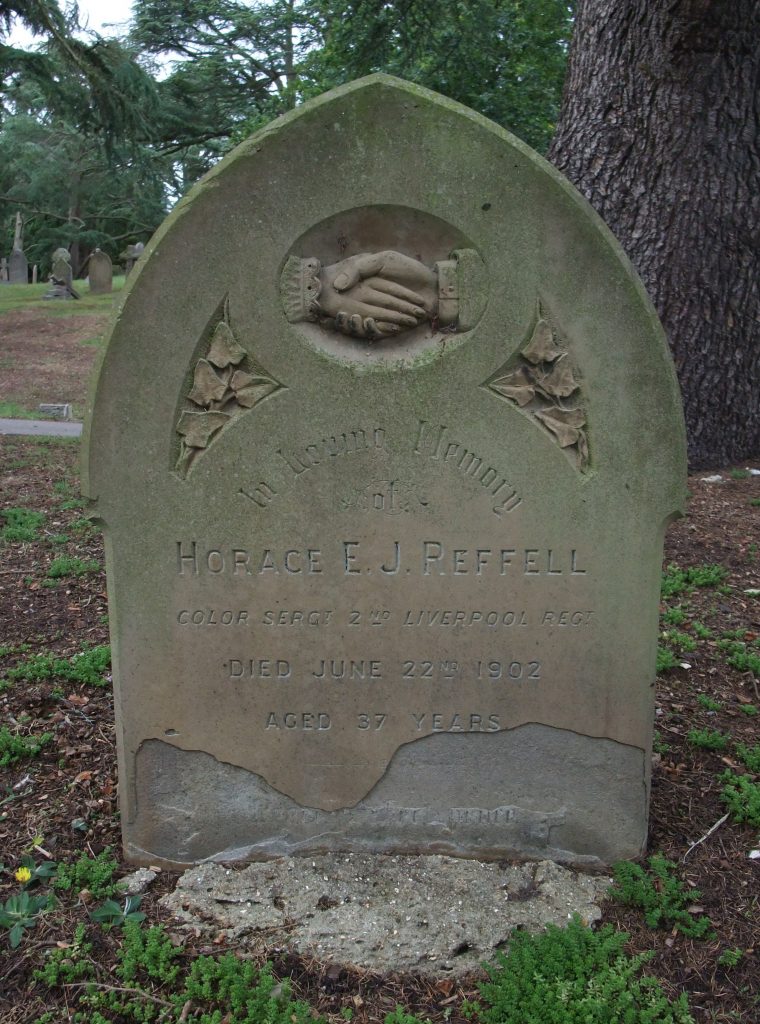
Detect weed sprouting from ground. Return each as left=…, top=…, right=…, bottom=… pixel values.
left=610, top=855, right=714, bottom=938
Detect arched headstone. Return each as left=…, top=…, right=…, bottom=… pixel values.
left=89, top=248, right=113, bottom=294
left=84, top=76, right=686, bottom=869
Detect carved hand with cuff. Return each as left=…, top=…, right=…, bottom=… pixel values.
left=282, top=248, right=482, bottom=340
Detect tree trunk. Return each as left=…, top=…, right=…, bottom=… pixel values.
left=548, top=0, right=760, bottom=468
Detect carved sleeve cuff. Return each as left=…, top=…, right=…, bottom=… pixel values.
left=281, top=256, right=322, bottom=322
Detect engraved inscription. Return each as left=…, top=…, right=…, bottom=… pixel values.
left=413, top=420, right=522, bottom=515
left=484, top=304, right=589, bottom=471
left=176, top=540, right=588, bottom=577
left=340, top=478, right=429, bottom=516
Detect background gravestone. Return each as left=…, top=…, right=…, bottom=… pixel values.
left=1, top=257, right=8, bottom=282
left=84, top=76, right=686, bottom=869
left=89, top=248, right=113, bottom=294
left=8, top=248, right=27, bottom=284
left=121, top=241, right=144, bottom=277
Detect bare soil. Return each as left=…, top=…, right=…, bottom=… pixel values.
left=0, top=311, right=108, bottom=415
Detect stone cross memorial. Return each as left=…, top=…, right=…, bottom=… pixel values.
left=84, top=77, right=686, bottom=869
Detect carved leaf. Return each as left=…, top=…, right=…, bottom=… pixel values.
left=188, top=359, right=228, bottom=406
left=489, top=366, right=535, bottom=407
left=536, top=358, right=579, bottom=398
left=534, top=406, right=586, bottom=447
left=207, top=320, right=246, bottom=368
left=230, top=370, right=279, bottom=408
left=177, top=410, right=231, bottom=448
left=521, top=319, right=563, bottom=364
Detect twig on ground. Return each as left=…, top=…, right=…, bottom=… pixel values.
left=683, top=813, right=730, bottom=861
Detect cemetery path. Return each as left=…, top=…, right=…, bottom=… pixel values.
left=0, top=436, right=758, bottom=1023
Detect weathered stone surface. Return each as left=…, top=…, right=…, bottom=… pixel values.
left=89, top=249, right=113, bottom=294
left=84, top=76, right=686, bottom=869
left=161, top=854, right=610, bottom=976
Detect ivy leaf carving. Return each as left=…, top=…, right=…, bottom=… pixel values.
left=188, top=360, right=228, bottom=406
left=536, top=358, right=579, bottom=398
left=489, top=366, right=535, bottom=406
left=229, top=370, right=278, bottom=408
left=177, top=410, right=231, bottom=448
left=534, top=406, right=586, bottom=447
left=207, top=321, right=246, bottom=368
left=521, top=319, right=563, bottom=364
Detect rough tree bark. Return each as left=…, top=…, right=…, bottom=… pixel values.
left=548, top=0, right=759, bottom=468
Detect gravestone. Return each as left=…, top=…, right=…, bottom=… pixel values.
left=121, top=241, right=144, bottom=277
left=89, top=248, right=113, bottom=294
left=44, top=248, right=76, bottom=299
left=51, top=247, right=73, bottom=286
left=84, top=76, right=686, bottom=870
left=8, top=248, right=28, bottom=284
left=0, top=257, right=7, bottom=282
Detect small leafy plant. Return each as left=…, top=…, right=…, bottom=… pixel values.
left=661, top=630, right=697, bottom=653
left=91, top=893, right=146, bottom=929
left=12, top=854, right=57, bottom=886
left=735, top=743, right=760, bottom=773
left=661, top=563, right=728, bottom=600
left=687, top=728, right=730, bottom=751
left=720, top=771, right=760, bottom=827
left=662, top=605, right=687, bottom=626
left=0, top=725, right=53, bottom=767
left=46, top=555, right=100, bottom=580
left=54, top=848, right=121, bottom=900
left=462, top=916, right=693, bottom=1023
left=656, top=646, right=680, bottom=673
left=717, top=947, right=744, bottom=968
left=0, top=891, right=55, bottom=948
left=1, top=507, right=45, bottom=542
left=3, top=644, right=111, bottom=688
left=696, top=694, right=721, bottom=711
left=611, top=854, right=714, bottom=938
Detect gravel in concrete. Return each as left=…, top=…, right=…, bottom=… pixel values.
left=161, top=854, right=610, bottom=976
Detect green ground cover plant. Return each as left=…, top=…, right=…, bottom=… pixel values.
left=45, top=555, right=100, bottom=580
left=34, top=920, right=324, bottom=1024
left=660, top=564, right=728, bottom=600
left=610, top=855, right=713, bottom=938
left=696, top=694, right=721, bottom=711
left=462, top=916, right=693, bottom=1024
left=1, top=507, right=45, bottom=542
left=656, top=647, right=680, bottom=673
left=53, top=848, right=120, bottom=900
left=720, top=640, right=760, bottom=677
left=2, top=644, right=111, bottom=689
left=0, top=726, right=53, bottom=767
left=719, top=772, right=760, bottom=827
left=735, top=743, right=760, bottom=772
left=686, top=728, right=730, bottom=751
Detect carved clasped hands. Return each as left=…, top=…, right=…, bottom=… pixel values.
left=282, top=248, right=478, bottom=340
